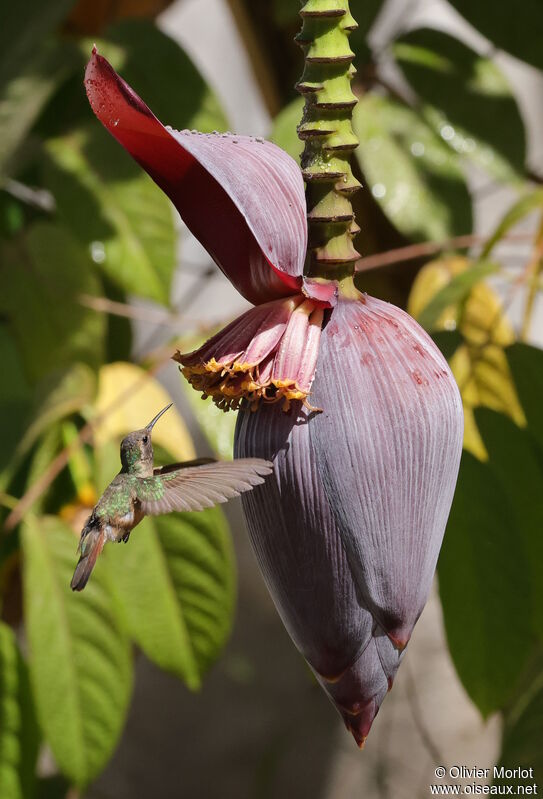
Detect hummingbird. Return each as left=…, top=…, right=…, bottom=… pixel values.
left=71, top=403, right=272, bottom=591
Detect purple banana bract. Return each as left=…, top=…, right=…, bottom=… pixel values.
left=236, top=296, right=463, bottom=744
left=85, top=49, right=463, bottom=746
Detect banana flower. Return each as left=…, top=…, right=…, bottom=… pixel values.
left=86, top=50, right=463, bottom=746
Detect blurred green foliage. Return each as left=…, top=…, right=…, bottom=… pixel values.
left=2, top=0, right=543, bottom=794
left=108, top=507, right=235, bottom=689
left=354, top=93, right=473, bottom=240
left=22, top=516, right=133, bottom=787
left=497, top=651, right=543, bottom=786
left=0, top=4, right=233, bottom=795
left=394, top=28, right=526, bottom=181
left=447, top=0, right=543, bottom=72
left=439, top=447, right=534, bottom=716
left=0, top=622, right=38, bottom=799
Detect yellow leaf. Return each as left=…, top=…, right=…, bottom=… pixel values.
left=408, top=256, right=466, bottom=329
left=408, top=257, right=525, bottom=459
left=93, top=362, right=195, bottom=461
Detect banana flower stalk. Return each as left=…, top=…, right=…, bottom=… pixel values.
left=86, top=48, right=463, bottom=746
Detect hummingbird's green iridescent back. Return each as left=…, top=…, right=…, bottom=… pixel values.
left=94, top=474, right=138, bottom=520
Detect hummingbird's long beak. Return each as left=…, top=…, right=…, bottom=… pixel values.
left=145, top=403, right=173, bottom=432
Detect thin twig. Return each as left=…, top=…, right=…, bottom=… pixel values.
left=133, top=264, right=217, bottom=358
left=78, top=294, right=221, bottom=331
left=404, top=657, right=446, bottom=766
left=4, top=179, right=56, bottom=212
left=520, top=214, right=543, bottom=340
left=356, top=232, right=534, bottom=272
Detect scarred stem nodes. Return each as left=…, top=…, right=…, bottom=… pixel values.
left=297, top=0, right=362, bottom=283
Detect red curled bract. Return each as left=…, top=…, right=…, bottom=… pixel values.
left=85, top=49, right=336, bottom=308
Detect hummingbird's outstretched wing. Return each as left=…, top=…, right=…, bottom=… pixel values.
left=136, top=458, right=273, bottom=515
left=153, top=457, right=216, bottom=475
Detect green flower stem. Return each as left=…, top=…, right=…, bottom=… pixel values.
left=296, top=0, right=361, bottom=282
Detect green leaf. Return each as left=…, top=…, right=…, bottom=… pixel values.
left=394, top=29, right=526, bottom=181
left=0, top=0, right=76, bottom=88
left=22, top=516, right=132, bottom=787
left=108, top=508, right=235, bottom=690
left=41, top=20, right=228, bottom=304
left=96, top=19, right=228, bottom=134
left=497, top=662, right=543, bottom=786
left=181, top=382, right=236, bottom=461
left=476, top=409, right=543, bottom=640
left=24, top=425, right=64, bottom=516
left=0, top=192, right=24, bottom=238
left=101, top=277, right=132, bottom=363
left=0, top=364, right=93, bottom=504
left=93, top=440, right=119, bottom=499
left=507, top=343, right=543, bottom=452
left=0, top=328, right=31, bottom=477
left=17, top=364, right=96, bottom=463
left=438, top=451, right=534, bottom=716
left=417, top=260, right=499, bottom=331
left=35, top=776, right=69, bottom=799
left=0, top=40, right=81, bottom=178
left=481, top=189, right=543, bottom=258
left=44, top=126, right=176, bottom=304
left=272, top=0, right=299, bottom=25
left=349, top=0, right=384, bottom=66
left=431, top=329, right=462, bottom=361
left=353, top=93, right=472, bottom=240
left=0, top=622, right=39, bottom=799
left=271, top=97, right=304, bottom=163
left=447, top=0, right=543, bottom=72
left=0, top=224, right=105, bottom=385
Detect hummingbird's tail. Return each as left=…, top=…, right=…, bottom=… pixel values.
left=71, top=523, right=106, bottom=591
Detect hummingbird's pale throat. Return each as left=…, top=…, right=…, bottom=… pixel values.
left=120, top=403, right=172, bottom=477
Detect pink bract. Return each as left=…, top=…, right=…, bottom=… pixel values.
left=175, top=296, right=324, bottom=411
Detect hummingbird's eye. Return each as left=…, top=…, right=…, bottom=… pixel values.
left=142, top=435, right=149, bottom=444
